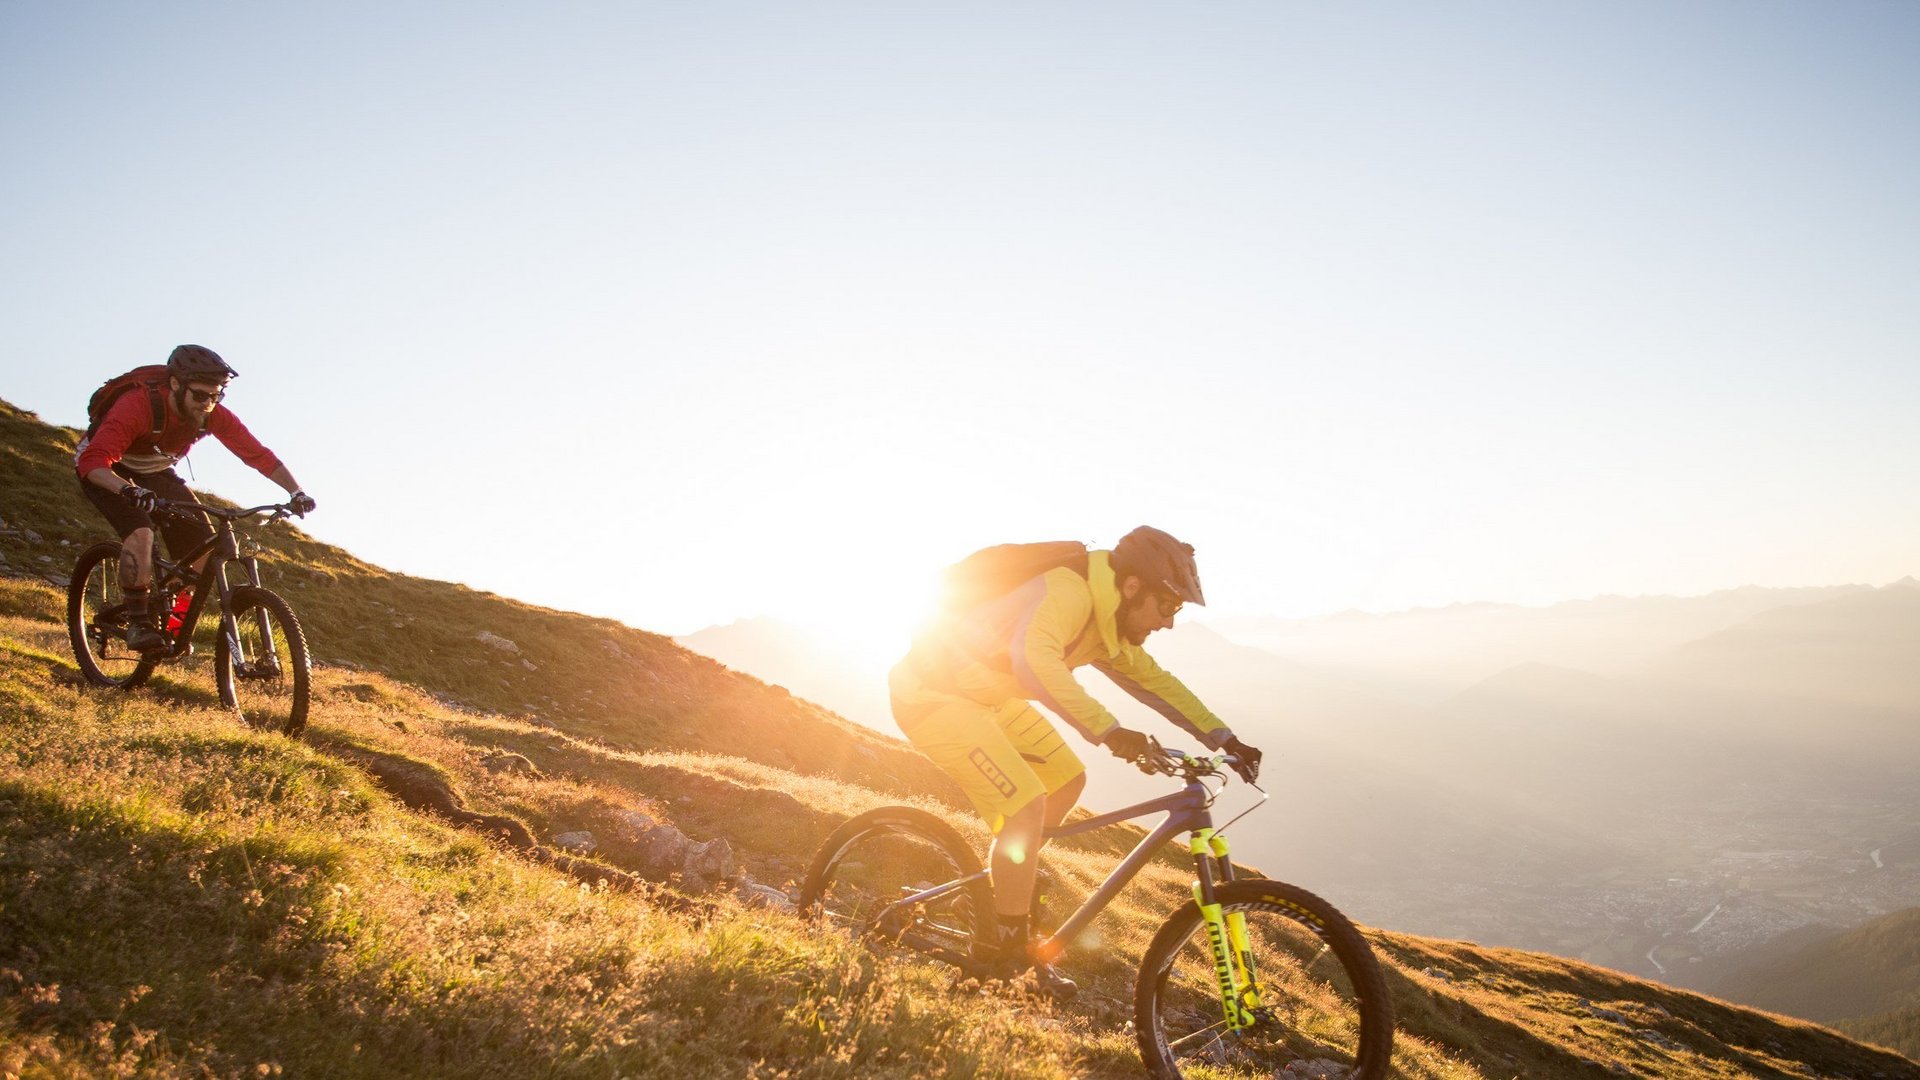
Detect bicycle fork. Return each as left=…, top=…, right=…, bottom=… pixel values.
left=1190, top=828, right=1261, bottom=1032
left=237, top=557, right=280, bottom=675
left=215, top=554, right=281, bottom=678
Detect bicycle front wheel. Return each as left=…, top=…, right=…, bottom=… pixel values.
left=798, top=806, right=990, bottom=963
left=1135, top=878, right=1394, bottom=1080
left=67, top=541, right=157, bottom=690
left=214, top=586, right=312, bottom=736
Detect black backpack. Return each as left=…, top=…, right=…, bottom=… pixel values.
left=85, top=365, right=169, bottom=442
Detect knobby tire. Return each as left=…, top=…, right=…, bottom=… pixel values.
left=798, top=806, right=990, bottom=960
left=67, top=541, right=157, bottom=690
left=1135, top=877, right=1394, bottom=1079
left=214, top=585, right=312, bottom=736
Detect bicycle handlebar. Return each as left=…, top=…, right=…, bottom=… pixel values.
left=154, top=498, right=301, bottom=523
left=1143, top=738, right=1270, bottom=834
left=1139, top=738, right=1244, bottom=783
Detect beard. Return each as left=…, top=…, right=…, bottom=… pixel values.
left=174, top=388, right=212, bottom=430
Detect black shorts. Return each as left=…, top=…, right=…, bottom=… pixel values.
left=80, top=466, right=215, bottom=560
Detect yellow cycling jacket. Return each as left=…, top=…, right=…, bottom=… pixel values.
left=908, top=550, right=1234, bottom=749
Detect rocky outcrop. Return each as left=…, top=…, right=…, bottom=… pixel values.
left=537, top=809, right=794, bottom=911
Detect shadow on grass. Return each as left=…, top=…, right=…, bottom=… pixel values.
left=139, top=670, right=231, bottom=712
left=0, top=772, right=676, bottom=1079
left=304, top=728, right=533, bottom=845
left=0, top=779, right=354, bottom=1074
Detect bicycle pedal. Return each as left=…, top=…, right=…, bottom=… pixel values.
left=1025, top=965, right=1078, bottom=1002
left=970, top=961, right=1077, bottom=1002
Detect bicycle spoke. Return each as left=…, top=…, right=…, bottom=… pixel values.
left=823, top=844, right=961, bottom=935
left=67, top=543, right=154, bottom=689
left=1166, top=1019, right=1233, bottom=1052
left=800, top=808, right=988, bottom=971
left=216, top=587, right=311, bottom=736
left=1137, top=881, right=1392, bottom=1079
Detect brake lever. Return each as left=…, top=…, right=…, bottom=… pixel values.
left=1138, top=737, right=1182, bottom=776
left=1144, top=730, right=1190, bottom=772
left=1220, top=752, right=1263, bottom=787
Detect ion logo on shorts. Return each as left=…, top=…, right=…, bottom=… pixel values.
left=968, top=747, right=1019, bottom=798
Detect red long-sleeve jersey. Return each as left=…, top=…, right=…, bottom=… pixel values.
left=74, top=387, right=283, bottom=479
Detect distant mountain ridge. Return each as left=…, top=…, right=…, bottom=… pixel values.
left=1207, top=583, right=1875, bottom=701
left=1649, top=585, right=1920, bottom=711
left=1708, top=906, right=1920, bottom=1022
left=1705, top=906, right=1920, bottom=1060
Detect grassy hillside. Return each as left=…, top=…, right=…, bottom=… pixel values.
left=0, top=582, right=1085, bottom=1078
left=1841, top=1007, right=1920, bottom=1068
left=4, top=395, right=1918, bottom=1078
left=0, top=398, right=949, bottom=799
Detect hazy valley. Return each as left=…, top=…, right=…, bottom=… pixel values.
left=682, top=577, right=1920, bottom=1030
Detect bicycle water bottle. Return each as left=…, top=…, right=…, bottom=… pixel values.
left=166, top=588, right=193, bottom=635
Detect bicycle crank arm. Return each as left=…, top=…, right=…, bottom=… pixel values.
left=916, top=941, right=983, bottom=974
left=879, top=926, right=979, bottom=973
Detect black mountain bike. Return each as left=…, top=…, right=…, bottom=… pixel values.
left=800, top=743, right=1394, bottom=1079
left=67, top=498, right=313, bottom=736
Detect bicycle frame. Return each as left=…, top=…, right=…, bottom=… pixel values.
left=1041, top=781, right=1230, bottom=950
left=878, top=765, right=1262, bottom=1026
left=142, top=504, right=282, bottom=672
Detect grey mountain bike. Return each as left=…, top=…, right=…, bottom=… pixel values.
left=68, top=498, right=312, bottom=736
left=800, top=742, right=1394, bottom=1078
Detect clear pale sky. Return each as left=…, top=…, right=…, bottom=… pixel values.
left=4, top=2, right=1916, bottom=654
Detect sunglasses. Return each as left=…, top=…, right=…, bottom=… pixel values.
left=1153, top=590, right=1185, bottom=618
left=184, top=386, right=226, bottom=405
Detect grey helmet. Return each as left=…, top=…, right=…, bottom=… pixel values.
left=167, top=344, right=237, bottom=382
left=1112, top=525, right=1205, bottom=606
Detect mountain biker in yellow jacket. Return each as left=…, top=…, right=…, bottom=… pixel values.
left=890, top=526, right=1263, bottom=992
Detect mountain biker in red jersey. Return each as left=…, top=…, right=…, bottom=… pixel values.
left=75, top=345, right=315, bottom=653
left=890, top=526, right=1263, bottom=995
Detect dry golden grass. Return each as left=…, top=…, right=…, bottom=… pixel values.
left=0, top=595, right=1108, bottom=1078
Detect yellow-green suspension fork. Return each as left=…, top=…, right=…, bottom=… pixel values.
left=1190, top=828, right=1261, bottom=1032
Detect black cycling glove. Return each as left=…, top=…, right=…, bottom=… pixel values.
left=289, top=491, right=317, bottom=516
left=1222, top=736, right=1263, bottom=784
left=1102, top=727, right=1152, bottom=765
left=122, top=486, right=160, bottom=514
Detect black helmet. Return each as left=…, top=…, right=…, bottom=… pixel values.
left=1112, top=525, right=1205, bottom=606
left=167, top=344, right=237, bottom=382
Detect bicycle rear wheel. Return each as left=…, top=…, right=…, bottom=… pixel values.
left=1135, top=878, right=1393, bottom=1079
left=798, top=806, right=990, bottom=965
left=67, top=541, right=157, bottom=689
left=214, top=586, right=312, bottom=736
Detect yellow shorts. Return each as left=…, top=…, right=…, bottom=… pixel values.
left=889, top=658, right=1086, bottom=835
